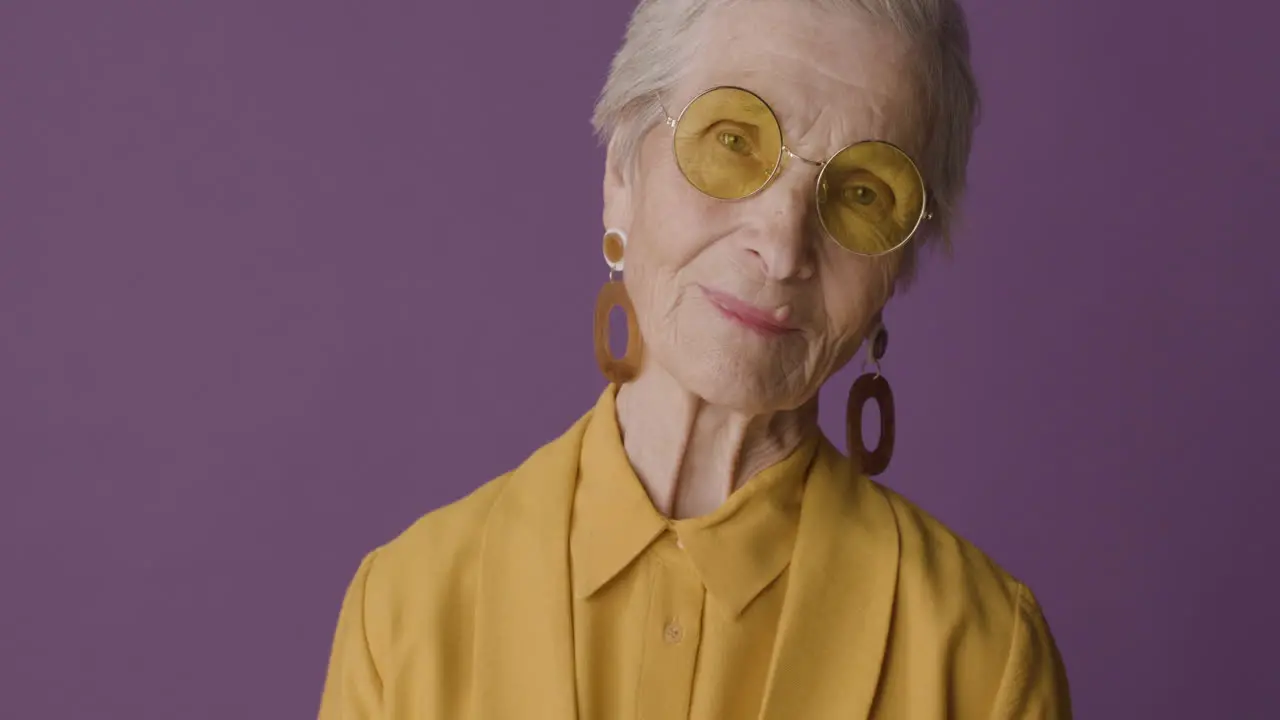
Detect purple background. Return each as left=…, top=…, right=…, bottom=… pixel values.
left=2, top=0, right=1276, bottom=717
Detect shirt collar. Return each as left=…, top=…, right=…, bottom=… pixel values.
left=570, top=385, right=818, bottom=617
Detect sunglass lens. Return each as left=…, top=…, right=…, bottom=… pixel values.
left=816, top=141, right=926, bottom=255
left=673, top=87, right=783, bottom=200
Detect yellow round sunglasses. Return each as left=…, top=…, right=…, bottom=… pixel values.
left=661, top=85, right=932, bottom=257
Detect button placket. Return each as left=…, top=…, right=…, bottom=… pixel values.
left=637, top=549, right=704, bottom=720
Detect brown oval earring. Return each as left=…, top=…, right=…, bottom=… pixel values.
left=593, top=229, right=643, bottom=384
left=846, top=322, right=895, bottom=476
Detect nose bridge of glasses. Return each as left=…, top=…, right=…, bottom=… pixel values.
left=765, top=148, right=825, bottom=217
left=773, top=147, right=825, bottom=195
left=782, top=146, right=824, bottom=168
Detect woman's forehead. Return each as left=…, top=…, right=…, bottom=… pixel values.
left=673, top=71, right=913, bottom=155
left=676, top=4, right=915, bottom=146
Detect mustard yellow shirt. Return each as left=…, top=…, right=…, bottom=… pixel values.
left=318, top=386, right=1071, bottom=719
left=570, top=387, right=815, bottom=719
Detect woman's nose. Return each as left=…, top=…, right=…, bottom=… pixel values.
left=741, top=168, right=818, bottom=281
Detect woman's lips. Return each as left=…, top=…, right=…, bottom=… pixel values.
left=699, top=285, right=796, bottom=336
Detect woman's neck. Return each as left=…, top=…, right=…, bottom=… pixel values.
left=613, top=365, right=819, bottom=519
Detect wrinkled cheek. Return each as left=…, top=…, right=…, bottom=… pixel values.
left=806, top=321, right=861, bottom=378
left=831, top=335, right=863, bottom=373
left=621, top=262, right=672, bottom=347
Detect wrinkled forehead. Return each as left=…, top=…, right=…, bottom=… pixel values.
left=670, top=2, right=920, bottom=156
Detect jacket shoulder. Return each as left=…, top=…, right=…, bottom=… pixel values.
left=358, top=409, right=590, bottom=641
left=344, top=473, right=514, bottom=709
left=368, top=472, right=513, bottom=596
left=871, top=482, right=1072, bottom=715
left=874, top=483, right=1072, bottom=716
left=876, top=482, right=1023, bottom=610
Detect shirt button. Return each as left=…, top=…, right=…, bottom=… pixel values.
left=663, top=621, right=684, bottom=644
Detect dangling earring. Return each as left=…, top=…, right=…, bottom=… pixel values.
left=593, top=228, right=643, bottom=384
left=846, top=321, right=896, bottom=476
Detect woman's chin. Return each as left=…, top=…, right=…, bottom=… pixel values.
left=669, top=349, right=811, bottom=413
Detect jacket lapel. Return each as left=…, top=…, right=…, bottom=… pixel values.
left=469, top=411, right=591, bottom=720
left=759, top=438, right=901, bottom=720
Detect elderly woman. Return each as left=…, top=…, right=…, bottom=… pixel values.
left=318, top=0, right=1071, bottom=717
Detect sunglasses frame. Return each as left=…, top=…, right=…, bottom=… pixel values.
left=659, top=85, right=934, bottom=258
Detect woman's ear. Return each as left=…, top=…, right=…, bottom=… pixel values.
left=602, top=132, right=633, bottom=231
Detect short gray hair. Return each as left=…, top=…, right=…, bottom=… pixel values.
left=590, top=0, right=981, bottom=287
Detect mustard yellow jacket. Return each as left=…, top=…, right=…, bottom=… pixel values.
left=318, top=404, right=1071, bottom=718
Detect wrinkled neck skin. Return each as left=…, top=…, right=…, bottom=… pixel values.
left=614, top=364, right=820, bottom=520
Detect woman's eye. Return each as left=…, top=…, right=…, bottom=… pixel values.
left=717, top=131, right=750, bottom=154
left=842, top=185, right=878, bottom=206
